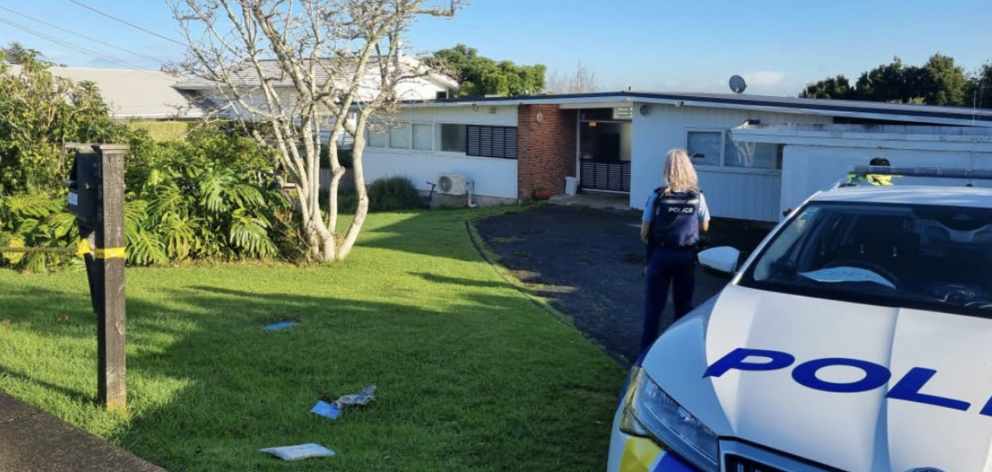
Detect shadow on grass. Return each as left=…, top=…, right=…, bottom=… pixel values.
left=0, top=279, right=623, bottom=472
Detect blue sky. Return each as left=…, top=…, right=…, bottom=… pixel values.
left=1, top=0, right=991, bottom=97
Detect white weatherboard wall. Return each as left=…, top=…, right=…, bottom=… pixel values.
left=630, top=104, right=832, bottom=221
left=362, top=105, right=519, bottom=200
left=781, top=146, right=992, bottom=214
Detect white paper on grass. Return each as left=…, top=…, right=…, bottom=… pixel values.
left=260, top=443, right=336, bottom=461
left=798, top=267, right=896, bottom=290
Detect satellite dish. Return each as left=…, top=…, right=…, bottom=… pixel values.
left=729, top=75, right=747, bottom=94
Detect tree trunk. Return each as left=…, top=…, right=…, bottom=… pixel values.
left=336, top=155, right=368, bottom=261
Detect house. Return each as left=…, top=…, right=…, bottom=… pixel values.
left=4, top=65, right=206, bottom=120
left=171, top=48, right=460, bottom=148
left=353, top=91, right=992, bottom=222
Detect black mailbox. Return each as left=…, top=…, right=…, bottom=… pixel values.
left=68, top=150, right=100, bottom=230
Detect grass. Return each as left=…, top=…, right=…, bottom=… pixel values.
left=0, top=205, right=626, bottom=472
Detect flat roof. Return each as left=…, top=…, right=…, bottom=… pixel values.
left=408, top=90, right=992, bottom=127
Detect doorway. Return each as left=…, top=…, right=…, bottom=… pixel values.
left=578, top=108, right=632, bottom=193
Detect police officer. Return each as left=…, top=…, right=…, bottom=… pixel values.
left=866, top=157, right=893, bottom=186
left=639, top=148, right=710, bottom=354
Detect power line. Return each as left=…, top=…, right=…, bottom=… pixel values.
left=0, top=5, right=166, bottom=65
left=64, top=0, right=185, bottom=46
left=0, top=16, right=176, bottom=82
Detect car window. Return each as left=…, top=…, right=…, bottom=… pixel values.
left=739, top=201, right=992, bottom=318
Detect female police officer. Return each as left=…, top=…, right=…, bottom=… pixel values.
left=638, top=148, right=710, bottom=354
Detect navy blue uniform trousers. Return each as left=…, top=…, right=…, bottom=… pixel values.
left=640, top=246, right=696, bottom=354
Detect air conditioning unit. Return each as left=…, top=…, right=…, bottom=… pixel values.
left=437, top=173, right=467, bottom=196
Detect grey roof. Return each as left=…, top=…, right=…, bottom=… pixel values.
left=173, top=55, right=458, bottom=91
left=5, top=65, right=205, bottom=120
left=421, top=90, right=992, bottom=126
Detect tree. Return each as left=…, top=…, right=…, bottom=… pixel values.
left=546, top=61, right=599, bottom=94
left=2, top=42, right=41, bottom=65
left=427, top=44, right=545, bottom=96
left=0, top=55, right=129, bottom=196
left=799, top=75, right=853, bottom=100
left=167, top=0, right=464, bottom=263
left=799, top=53, right=971, bottom=106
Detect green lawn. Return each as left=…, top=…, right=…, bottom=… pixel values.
left=0, top=206, right=626, bottom=472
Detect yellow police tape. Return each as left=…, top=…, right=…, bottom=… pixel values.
left=94, top=247, right=126, bottom=259
left=76, top=239, right=91, bottom=256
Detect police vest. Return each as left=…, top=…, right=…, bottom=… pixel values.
left=649, top=188, right=700, bottom=247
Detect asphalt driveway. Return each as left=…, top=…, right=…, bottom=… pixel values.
left=474, top=204, right=773, bottom=365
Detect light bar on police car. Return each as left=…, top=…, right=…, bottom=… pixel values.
left=847, top=165, right=992, bottom=180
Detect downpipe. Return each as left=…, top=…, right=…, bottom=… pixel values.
left=467, top=180, right=478, bottom=208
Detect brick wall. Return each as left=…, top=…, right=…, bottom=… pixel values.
left=517, top=105, right=577, bottom=200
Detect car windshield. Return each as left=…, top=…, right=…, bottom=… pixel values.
left=738, top=200, right=992, bottom=318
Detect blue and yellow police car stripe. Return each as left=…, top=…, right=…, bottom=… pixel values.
left=618, top=437, right=696, bottom=472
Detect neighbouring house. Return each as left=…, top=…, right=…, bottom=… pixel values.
left=171, top=48, right=460, bottom=149
left=344, top=91, right=992, bottom=222
left=5, top=65, right=206, bottom=121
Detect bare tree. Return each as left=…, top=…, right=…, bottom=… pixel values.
left=167, top=0, right=464, bottom=262
left=546, top=60, right=599, bottom=94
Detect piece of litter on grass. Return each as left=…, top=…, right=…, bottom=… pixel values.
left=260, top=443, right=335, bottom=461
left=311, top=400, right=340, bottom=420
left=263, top=321, right=298, bottom=330
left=331, top=385, right=377, bottom=409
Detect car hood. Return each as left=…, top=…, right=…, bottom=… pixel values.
left=642, top=284, right=992, bottom=472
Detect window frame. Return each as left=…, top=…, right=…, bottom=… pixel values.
left=685, top=127, right=784, bottom=174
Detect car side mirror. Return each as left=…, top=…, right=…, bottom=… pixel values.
left=698, top=246, right=740, bottom=276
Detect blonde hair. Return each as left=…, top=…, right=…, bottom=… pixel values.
left=663, top=148, right=699, bottom=194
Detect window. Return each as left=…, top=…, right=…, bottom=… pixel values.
left=467, top=125, right=517, bottom=159
left=687, top=131, right=722, bottom=166
left=724, top=137, right=783, bottom=170
left=368, top=126, right=388, bottom=148
left=437, top=124, right=467, bottom=153
left=686, top=129, right=783, bottom=170
left=389, top=122, right=410, bottom=149
left=413, top=123, right=433, bottom=151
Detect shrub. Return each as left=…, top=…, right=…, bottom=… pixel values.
left=367, top=176, right=423, bottom=212
left=0, top=194, right=80, bottom=272
left=319, top=147, right=353, bottom=169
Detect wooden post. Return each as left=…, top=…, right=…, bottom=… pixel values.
left=92, top=144, right=127, bottom=413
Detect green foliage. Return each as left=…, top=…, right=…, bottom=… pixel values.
left=0, top=56, right=130, bottom=196
left=126, top=120, right=191, bottom=142
left=367, top=176, right=424, bottom=212
left=122, top=141, right=294, bottom=266
left=2, top=41, right=41, bottom=65
left=428, top=44, right=546, bottom=97
left=800, top=53, right=973, bottom=106
left=0, top=194, right=80, bottom=272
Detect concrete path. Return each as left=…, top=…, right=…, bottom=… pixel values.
left=0, top=392, right=166, bottom=472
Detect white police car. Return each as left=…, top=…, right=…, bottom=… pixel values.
left=607, top=165, right=992, bottom=472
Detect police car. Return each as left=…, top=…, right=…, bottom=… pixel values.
left=607, top=165, right=992, bottom=472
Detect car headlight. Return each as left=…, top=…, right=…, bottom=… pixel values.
left=619, top=367, right=719, bottom=472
